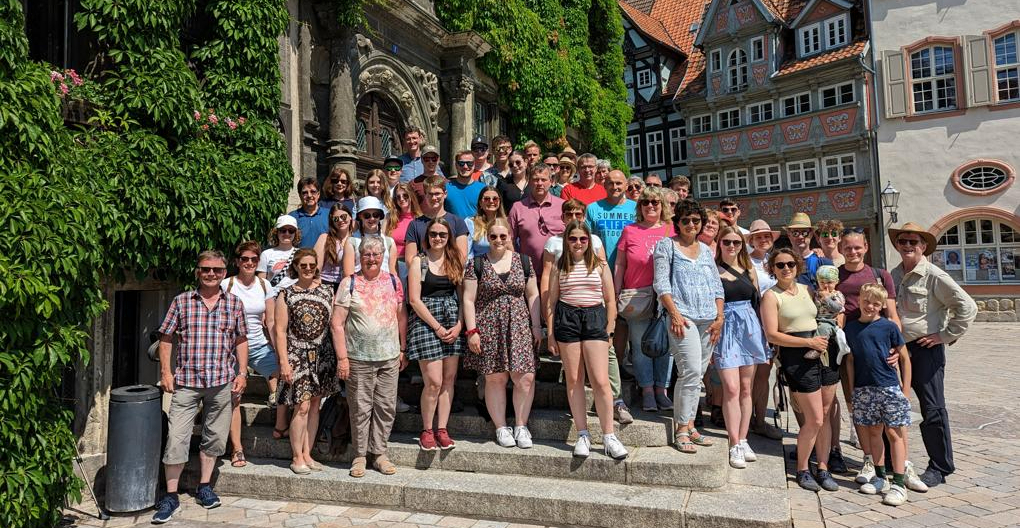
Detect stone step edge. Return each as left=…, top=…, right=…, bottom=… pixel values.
left=240, top=426, right=728, bottom=490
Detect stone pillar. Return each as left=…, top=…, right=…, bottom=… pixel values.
left=76, top=282, right=115, bottom=459
left=327, top=36, right=359, bottom=179
left=297, top=20, right=319, bottom=189
left=442, top=75, right=474, bottom=162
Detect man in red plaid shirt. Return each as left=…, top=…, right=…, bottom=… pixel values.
left=152, top=250, right=250, bottom=524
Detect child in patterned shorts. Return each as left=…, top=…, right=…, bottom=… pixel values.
left=844, top=283, right=912, bottom=506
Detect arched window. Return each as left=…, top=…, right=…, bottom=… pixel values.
left=951, top=159, right=1015, bottom=195
left=728, top=49, right=748, bottom=89
left=934, top=218, right=1020, bottom=284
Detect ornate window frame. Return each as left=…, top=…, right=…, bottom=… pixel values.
left=950, top=159, right=1015, bottom=196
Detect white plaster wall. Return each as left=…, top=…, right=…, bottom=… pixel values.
left=871, top=0, right=1020, bottom=264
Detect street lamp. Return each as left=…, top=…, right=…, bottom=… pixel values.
left=881, top=181, right=900, bottom=224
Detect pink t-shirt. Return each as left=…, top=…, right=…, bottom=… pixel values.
left=391, top=212, right=415, bottom=258
left=617, top=222, right=674, bottom=288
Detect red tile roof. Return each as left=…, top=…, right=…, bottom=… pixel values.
left=760, top=0, right=809, bottom=23
left=620, top=0, right=711, bottom=95
left=619, top=1, right=681, bottom=54
left=774, top=39, right=867, bottom=76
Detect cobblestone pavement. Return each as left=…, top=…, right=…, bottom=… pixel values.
left=786, top=323, right=1020, bottom=528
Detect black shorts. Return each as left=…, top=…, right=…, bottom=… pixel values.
left=779, top=345, right=840, bottom=394
left=553, top=301, right=609, bottom=343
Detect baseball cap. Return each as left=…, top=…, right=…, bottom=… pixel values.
left=383, top=156, right=403, bottom=168
left=275, top=215, right=298, bottom=229
left=421, top=145, right=440, bottom=159
left=471, top=135, right=488, bottom=148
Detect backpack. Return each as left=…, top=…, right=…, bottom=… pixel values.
left=226, top=276, right=268, bottom=295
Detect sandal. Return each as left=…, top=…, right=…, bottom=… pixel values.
left=689, top=428, right=715, bottom=447
left=350, top=456, right=367, bottom=478
left=674, top=430, right=697, bottom=454
left=272, top=427, right=289, bottom=440
left=230, top=450, right=247, bottom=468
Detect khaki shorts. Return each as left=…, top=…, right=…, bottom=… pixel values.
left=162, top=384, right=232, bottom=465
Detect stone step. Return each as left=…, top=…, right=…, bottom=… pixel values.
left=395, top=378, right=594, bottom=411
left=240, top=404, right=676, bottom=447
left=240, top=426, right=726, bottom=489
left=191, top=457, right=789, bottom=528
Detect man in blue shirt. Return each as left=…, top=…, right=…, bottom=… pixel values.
left=445, top=150, right=486, bottom=219
left=785, top=212, right=831, bottom=288
left=288, top=177, right=329, bottom=248
left=398, top=126, right=443, bottom=183
left=585, top=169, right=636, bottom=269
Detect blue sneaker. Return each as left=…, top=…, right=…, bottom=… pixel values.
left=195, top=485, right=221, bottom=509
left=151, top=494, right=181, bottom=524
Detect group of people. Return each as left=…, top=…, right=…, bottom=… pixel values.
left=149, top=130, right=977, bottom=523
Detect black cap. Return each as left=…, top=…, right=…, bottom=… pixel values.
left=383, top=156, right=403, bottom=167
left=471, top=135, right=488, bottom=148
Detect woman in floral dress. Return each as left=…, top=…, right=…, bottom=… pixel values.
left=275, top=248, right=339, bottom=474
left=463, top=218, right=542, bottom=448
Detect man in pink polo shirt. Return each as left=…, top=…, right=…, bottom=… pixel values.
left=561, top=153, right=608, bottom=205
left=507, top=163, right=565, bottom=283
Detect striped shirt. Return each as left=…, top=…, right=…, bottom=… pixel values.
left=558, top=263, right=605, bottom=307
left=158, top=290, right=247, bottom=388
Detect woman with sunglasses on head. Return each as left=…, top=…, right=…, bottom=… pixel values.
left=699, top=208, right=722, bottom=257
left=314, top=203, right=354, bottom=292
left=616, top=187, right=675, bottom=412
left=760, top=248, right=839, bottom=492
left=363, top=169, right=396, bottom=216
left=714, top=226, right=769, bottom=469
left=463, top=218, right=542, bottom=449
left=814, top=219, right=846, bottom=267
left=343, top=196, right=398, bottom=277
left=653, top=199, right=724, bottom=454
left=467, top=187, right=506, bottom=258
left=497, top=151, right=530, bottom=214
left=546, top=220, right=626, bottom=459
left=407, top=218, right=466, bottom=451
left=387, top=183, right=422, bottom=285
left=258, top=216, right=302, bottom=292
left=274, top=249, right=339, bottom=474
left=549, top=155, right=576, bottom=198
left=625, top=177, right=644, bottom=201
left=222, top=241, right=285, bottom=467
left=321, top=166, right=356, bottom=212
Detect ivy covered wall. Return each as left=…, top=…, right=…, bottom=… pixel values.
left=0, top=0, right=292, bottom=525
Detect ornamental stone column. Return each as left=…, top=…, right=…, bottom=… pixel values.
left=442, top=75, right=474, bottom=163
left=327, top=36, right=359, bottom=180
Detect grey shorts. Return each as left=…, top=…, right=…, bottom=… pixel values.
left=163, top=384, right=233, bottom=465
left=852, top=385, right=911, bottom=428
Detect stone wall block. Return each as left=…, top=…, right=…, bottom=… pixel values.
left=986, top=299, right=1000, bottom=311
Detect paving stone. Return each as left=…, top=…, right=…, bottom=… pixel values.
left=310, top=505, right=352, bottom=517
left=404, top=513, right=444, bottom=525
left=283, top=502, right=319, bottom=513
left=371, top=510, right=412, bottom=522
left=828, top=513, right=872, bottom=527
left=436, top=516, right=480, bottom=528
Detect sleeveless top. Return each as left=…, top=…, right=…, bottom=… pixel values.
left=722, top=271, right=756, bottom=303
left=321, top=238, right=345, bottom=283
left=559, top=263, right=604, bottom=307
left=770, top=283, right=818, bottom=333
left=422, top=265, right=457, bottom=298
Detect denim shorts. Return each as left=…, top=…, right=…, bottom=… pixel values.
left=244, top=342, right=279, bottom=378
left=852, top=385, right=911, bottom=428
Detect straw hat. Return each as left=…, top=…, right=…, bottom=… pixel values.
left=888, top=222, right=937, bottom=256
left=746, top=219, right=780, bottom=241
left=784, top=212, right=814, bottom=230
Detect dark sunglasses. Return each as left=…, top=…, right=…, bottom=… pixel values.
left=510, top=161, right=525, bottom=167
left=817, top=230, right=841, bottom=238
left=773, top=261, right=797, bottom=270
left=789, top=229, right=812, bottom=237
left=332, top=178, right=349, bottom=185
left=278, top=228, right=296, bottom=234
left=720, top=239, right=743, bottom=247
left=332, top=215, right=350, bottom=223
left=679, top=217, right=702, bottom=226
left=639, top=199, right=660, bottom=207
left=384, top=165, right=402, bottom=172
left=298, top=263, right=316, bottom=270
left=488, top=233, right=509, bottom=241
left=721, top=206, right=739, bottom=214
left=568, top=236, right=589, bottom=243
left=428, top=231, right=449, bottom=239
left=198, top=266, right=226, bottom=274
left=456, top=161, right=474, bottom=167
left=423, top=156, right=439, bottom=163
left=237, top=256, right=258, bottom=263
left=361, top=212, right=383, bottom=220
left=481, top=196, right=500, bottom=202
left=897, top=238, right=921, bottom=246
left=472, top=146, right=488, bottom=152
left=627, top=184, right=643, bottom=191
left=842, top=226, right=865, bottom=235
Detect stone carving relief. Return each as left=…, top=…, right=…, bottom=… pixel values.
left=357, top=65, right=417, bottom=118
left=412, top=66, right=441, bottom=131
left=442, top=75, right=475, bottom=102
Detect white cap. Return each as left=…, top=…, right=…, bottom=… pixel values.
left=356, top=196, right=385, bottom=214
left=275, top=215, right=298, bottom=229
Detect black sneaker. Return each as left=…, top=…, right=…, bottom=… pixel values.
left=797, top=470, right=821, bottom=492
left=151, top=494, right=181, bottom=524
left=816, top=470, right=839, bottom=491
left=828, top=450, right=849, bottom=473
left=920, top=468, right=946, bottom=488
left=195, top=484, right=221, bottom=509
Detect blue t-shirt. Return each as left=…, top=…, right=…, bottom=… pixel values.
left=797, top=253, right=832, bottom=289
left=288, top=204, right=330, bottom=249
left=444, top=180, right=486, bottom=219
left=585, top=198, right=637, bottom=269
left=844, top=317, right=905, bottom=388
left=404, top=212, right=470, bottom=256
left=399, top=153, right=443, bottom=183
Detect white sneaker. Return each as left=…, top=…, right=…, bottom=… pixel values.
left=513, top=426, right=533, bottom=449
left=859, top=476, right=887, bottom=495
left=729, top=445, right=747, bottom=469
left=603, top=433, right=629, bottom=460
left=904, top=461, right=929, bottom=492
left=739, top=439, right=757, bottom=462
left=573, top=432, right=591, bottom=458
left=883, top=483, right=908, bottom=506
left=855, top=455, right=876, bottom=484
left=495, top=426, right=516, bottom=447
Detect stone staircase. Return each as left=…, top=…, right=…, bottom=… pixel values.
left=192, top=359, right=790, bottom=528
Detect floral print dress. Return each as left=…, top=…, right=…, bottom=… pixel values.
left=277, top=283, right=339, bottom=405
left=463, top=253, right=536, bottom=375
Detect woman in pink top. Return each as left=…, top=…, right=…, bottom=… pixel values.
left=386, top=183, right=421, bottom=286
left=615, top=187, right=675, bottom=412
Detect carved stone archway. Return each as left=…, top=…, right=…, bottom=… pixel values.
left=353, top=42, right=441, bottom=145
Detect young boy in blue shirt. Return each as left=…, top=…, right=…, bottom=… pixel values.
left=844, top=283, right=912, bottom=506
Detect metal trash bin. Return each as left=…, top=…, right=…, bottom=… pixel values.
left=105, top=384, right=162, bottom=512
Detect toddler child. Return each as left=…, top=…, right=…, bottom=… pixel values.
left=808, top=265, right=847, bottom=363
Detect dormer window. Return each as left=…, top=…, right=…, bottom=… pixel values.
left=711, top=49, right=722, bottom=72
left=636, top=69, right=653, bottom=88
left=799, top=23, right=821, bottom=56
left=728, top=49, right=748, bottom=89
left=751, top=37, right=765, bottom=62
left=825, top=14, right=848, bottom=48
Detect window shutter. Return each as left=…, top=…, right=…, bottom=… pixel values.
left=882, top=50, right=908, bottom=118
left=965, top=35, right=993, bottom=107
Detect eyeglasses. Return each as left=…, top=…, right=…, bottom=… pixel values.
left=456, top=161, right=474, bottom=167
left=789, top=229, right=812, bottom=237
left=361, top=252, right=383, bottom=259
left=298, top=263, right=317, bottom=271
left=897, top=238, right=921, bottom=246
left=720, top=239, right=743, bottom=247
left=627, top=184, right=643, bottom=191
left=361, top=211, right=383, bottom=220
left=568, top=236, right=589, bottom=243
left=721, top=206, right=739, bottom=214
left=482, top=196, right=500, bottom=203
left=488, top=233, right=509, bottom=241
left=237, top=256, right=258, bottom=264
left=842, top=227, right=865, bottom=235
left=773, top=261, right=797, bottom=270
left=537, top=214, right=551, bottom=236
left=395, top=193, right=410, bottom=201
left=278, top=228, right=296, bottom=235
left=332, top=215, right=350, bottom=223
left=428, top=231, right=449, bottom=239
left=300, top=189, right=318, bottom=196
left=817, top=230, right=840, bottom=238
left=679, top=217, right=702, bottom=226
left=198, top=266, right=226, bottom=274
left=639, top=199, right=660, bottom=207
left=384, top=165, right=402, bottom=172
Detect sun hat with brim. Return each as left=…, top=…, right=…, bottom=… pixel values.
left=275, top=215, right=298, bottom=229
left=746, top=219, right=780, bottom=241
left=784, top=212, right=813, bottom=230
left=356, top=196, right=386, bottom=216
left=888, top=222, right=937, bottom=256
left=558, top=156, right=576, bottom=168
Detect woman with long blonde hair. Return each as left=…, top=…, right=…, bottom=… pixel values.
left=363, top=169, right=396, bottom=215
left=467, top=186, right=506, bottom=257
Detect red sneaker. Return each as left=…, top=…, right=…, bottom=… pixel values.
left=436, top=428, right=456, bottom=450
left=419, top=429, right=438, bottom=451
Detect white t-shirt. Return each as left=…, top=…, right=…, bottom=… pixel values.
left=543, top=234, right=605, bottom=264
left=349, top=232, right=396, bottom=273
left=220, top=276, right=275, bottom=348
left=258, top=247, right=296, bottom=290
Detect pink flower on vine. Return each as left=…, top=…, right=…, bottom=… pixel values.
left=194, top=110, right=202, bottom=121
left=202, top=124, right=209, bottom=130
left=67, top=69, right=83, bottom=86
left=237, top=117, right=246, bottom=125
left=208, top=114, right=219, bottom=125
left=227, top=118, right=237, bottom=130
left=60, top=83, right=69, bottom=95
left=50, top=71, right=63, bottom=83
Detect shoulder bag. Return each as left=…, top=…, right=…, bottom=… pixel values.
left=640, top=242, right=674, bottom=359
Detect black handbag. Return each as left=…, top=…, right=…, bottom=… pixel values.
left=640, top=243, right=674, bottom=359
